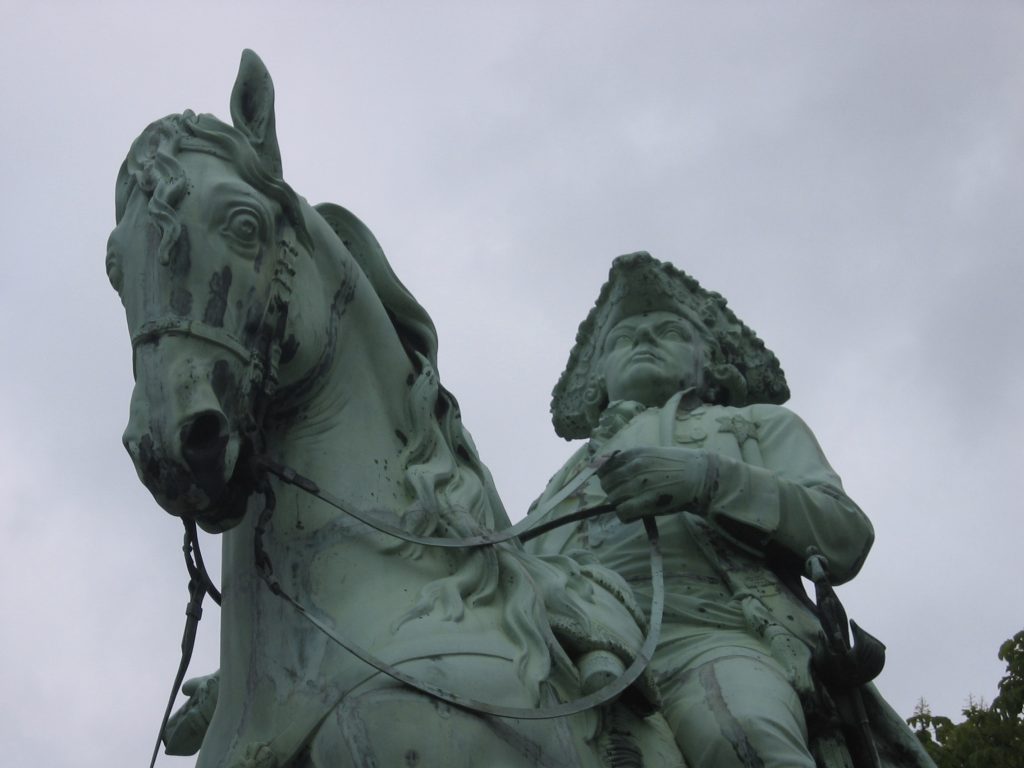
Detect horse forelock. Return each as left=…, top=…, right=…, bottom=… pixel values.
left=115, top=111, right=312, bottom=261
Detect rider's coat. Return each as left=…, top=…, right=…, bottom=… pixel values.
left=526, top=389, right=934, bottom=767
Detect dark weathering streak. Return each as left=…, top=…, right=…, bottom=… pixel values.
left=699, top=664, right=766, bottom=768
left=204, top=266, right=233, bottom=327
left=168, top=226, right=193, bottom=316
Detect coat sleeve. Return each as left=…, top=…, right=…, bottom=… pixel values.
left=522, top=445, right=596, bottom=558
left=706, top=404, right=874, bottom=584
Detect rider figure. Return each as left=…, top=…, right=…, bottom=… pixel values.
left=526, top=252, right=932, bottom=767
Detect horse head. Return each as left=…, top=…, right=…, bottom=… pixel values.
left=107, top=51, right=337, bottom=531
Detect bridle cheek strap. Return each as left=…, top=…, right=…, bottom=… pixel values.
left=129, top=238, right=300, bottom=425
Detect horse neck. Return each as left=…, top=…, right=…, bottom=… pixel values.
left=214, top=271, right=481, bottom=645
left=209, top=265, right=561, bottom=742
left=267, top=263, right=420, bottom=516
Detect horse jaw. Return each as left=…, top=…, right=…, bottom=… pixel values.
left=123, top=341, right=250, bottom=531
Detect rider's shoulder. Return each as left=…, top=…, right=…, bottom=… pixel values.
left=699, top=400, right=791, bottom=416
left=702, top=401, right=808, bottom=429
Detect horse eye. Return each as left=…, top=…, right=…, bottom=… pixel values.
left=223, top=209, right=263, bottom=247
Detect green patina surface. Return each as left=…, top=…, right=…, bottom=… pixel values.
left=109, top=50, right=935, bottom=768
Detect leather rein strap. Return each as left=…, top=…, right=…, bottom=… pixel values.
left=253, top=473, right=665, bottom=720
left=150, top=520, right=221, bottom=768
left=154, top=457, right=663, bottom=765
left=257, top=454, right=616, bottom=547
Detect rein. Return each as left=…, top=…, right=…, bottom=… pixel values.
left=131, top=237, right=300, bottom=440
left=258, top=453, right=618, bottom=547
left=151, top=458, right=665, bottom=763
left=253, top=470, right=665, bottom=720
left=149, top=520, right=220, bottom=768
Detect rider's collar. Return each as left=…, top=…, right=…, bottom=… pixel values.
left=591, top=399, right=648, bottom=443
left=588, top=387, right=701, bottom=448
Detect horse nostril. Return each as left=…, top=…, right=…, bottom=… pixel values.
left=181, top=411, right=229, bottom=469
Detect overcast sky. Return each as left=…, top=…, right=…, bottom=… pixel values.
left=1, top=3, right=1022, bottom=766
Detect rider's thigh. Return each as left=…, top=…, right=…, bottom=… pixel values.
left=660, top=651, right=815, bottom=768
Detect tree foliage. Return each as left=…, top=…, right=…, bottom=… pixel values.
left=908, top=631, right=1024, bottom=767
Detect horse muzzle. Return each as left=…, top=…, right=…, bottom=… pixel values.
left=123, top=347, right=252, bottom=530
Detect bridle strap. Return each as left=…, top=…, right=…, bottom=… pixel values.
left=254, top=478, right=665, bottom=720
left=183, top=519, right=221, bottom=607
left=258, top=455, right=614, bottom=548
left=130, top=238, right=299, bottom=423
left=131, top=319, right=253, bottom=375
left=150, top=520, right=215, bottom=768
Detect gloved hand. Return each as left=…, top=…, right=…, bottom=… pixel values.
left=164, top=672, right=219, bottom=755
left=596, top=447, right=714, bottom=523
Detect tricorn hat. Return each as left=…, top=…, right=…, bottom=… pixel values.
left=551, top=252, right=790, bottom=439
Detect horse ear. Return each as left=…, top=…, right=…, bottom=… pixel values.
left=230, top=49, right=283, bottom=177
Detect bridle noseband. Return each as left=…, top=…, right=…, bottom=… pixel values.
left=131, top=318, right=253, bottom=372
left=130, top=237, right=301, bottom=435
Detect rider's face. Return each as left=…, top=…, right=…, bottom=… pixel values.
left=600, top=311, right=703, bottom=408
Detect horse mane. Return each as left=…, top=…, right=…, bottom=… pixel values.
left=312, top=203, right=581, bottom=693
left=273, top=205, right=551, bottom=683
left=314, top=202, right=513, bottom=532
